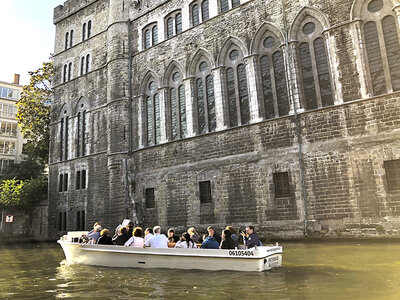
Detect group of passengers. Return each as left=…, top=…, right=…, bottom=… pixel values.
left=85, top=222, right=261, bottom=250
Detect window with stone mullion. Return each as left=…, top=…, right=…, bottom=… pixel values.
left=297, top=18, right=334, bottom=110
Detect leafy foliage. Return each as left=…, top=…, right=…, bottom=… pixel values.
left=16, top=61, right=53, bottom=164
left=0, top=159, right=44, bottom=181
left=0, top=177, right=48, bottom=210
left=0, top=179, right=24, bottom=209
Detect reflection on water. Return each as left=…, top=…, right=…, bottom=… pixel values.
left=0, top=242, right=399, bottom=299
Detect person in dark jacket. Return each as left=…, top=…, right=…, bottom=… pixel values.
left=97, top=229, right=113, bottom=245
left=201, top=236, right=219, bottom=249
left=167, top=228, right=180, bottom=243
left=241, top=226, right=261, bottom=249
left=226, top=226, right=239, bottom=248
left=207, top=226, right=221, bottom=244
left=220, top=229, right=236, bottom=249
left=127, top=222, right=134, bottom=237
left=113, top=226, right=130, bottom=245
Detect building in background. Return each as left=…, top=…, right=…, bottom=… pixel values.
left=49, top=0, right=400, bottom=239
left=0, top=74, right=24, bottom=173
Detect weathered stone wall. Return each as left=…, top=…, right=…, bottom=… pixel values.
left=48, top=0, right=400, bottom=239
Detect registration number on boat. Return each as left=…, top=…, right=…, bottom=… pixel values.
left=229, top=250, right=254, bottom=256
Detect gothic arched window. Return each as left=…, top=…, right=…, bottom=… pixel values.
left=296, top=17, right=334, bottom=110
left=168, top=69, right=187, bottom=140
left=224, top=47, right=250, bottom=127
left=256, top=31, right=289, bottom=118
left=361, top=0, right=400, bottom=95
left=195, top=60, right=216, bottom=134
left=145, top=80, right=161, bottom=146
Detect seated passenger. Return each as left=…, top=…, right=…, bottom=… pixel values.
left=187, top=227, right=200, bottom=244
left=226, top=226, right=239, bottom=248
left=97, top=229, right=113, bottom=245
left=113, top=226, right=130, bottom=245
left=220, top=229, right=236, bottom=249
left=144, top=227, right=153, bottom=242
left=87, top=225, right=102, bottom=243
left=144, top=226, right=168, bottom=248
left=167, top=228, right=179, bottom=243
left=88, top=222, right=100, bottom=235
left=240, top=226, right=261, bottom=249
left=175, top=233, right=196, bottom=249
left=125, top=227, right=144, bottom=247
left=127, top=222, right=134, bottom=237
left=201, top=235, right=219, bottom=249
left=207, top=226, right=221, bottom=244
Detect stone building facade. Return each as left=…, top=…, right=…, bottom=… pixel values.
left=49, top=0, right=400, bottom=239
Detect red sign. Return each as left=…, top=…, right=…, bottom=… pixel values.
left=5, top=215, right=14, bottom=223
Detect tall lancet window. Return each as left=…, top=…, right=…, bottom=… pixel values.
left=168, top=70, right=187, bottom=140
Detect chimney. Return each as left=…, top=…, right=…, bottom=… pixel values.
left=13, top=74, right=20, bottom=85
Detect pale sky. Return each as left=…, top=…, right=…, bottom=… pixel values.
left=0, top=0, right=66, bottom=85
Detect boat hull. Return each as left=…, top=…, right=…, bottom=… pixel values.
left=58, top=240, right=282, bottom=272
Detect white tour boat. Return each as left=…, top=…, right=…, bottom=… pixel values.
left=58, top=231, right=283, bottom=272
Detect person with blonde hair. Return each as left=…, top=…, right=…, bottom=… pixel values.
left=87, top=224, right=102, bottom=243
left=125, top=227, right=144, bottom=247
left=187, top=227, right=199, bottom=243
left=97, top=229, right=113, bottom=245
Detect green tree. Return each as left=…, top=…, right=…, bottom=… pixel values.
left=16, top=61, right=53, bottom=165
left=0, top=159, right=44, bottom=181
left=0, top=179, right=25, bottom=209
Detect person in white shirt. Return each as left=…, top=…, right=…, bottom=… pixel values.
left=175, top=233, right=197, bottom=249
left=144, top=226, right=168, bottom=248
left=144, top=227, right=153, bottom=242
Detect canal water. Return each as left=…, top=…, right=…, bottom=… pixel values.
left=0, top=241, right=399, bottom=299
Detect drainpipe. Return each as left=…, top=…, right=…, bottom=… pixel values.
left=281, top=0, right=309, bottom=236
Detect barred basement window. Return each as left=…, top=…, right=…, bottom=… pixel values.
left=384, top=159, right=400, bottom=190
left=297, top=18, right=334, bottom=110
left=59, top=173, right=69, bottom=192
left=273, top=172, right=290, bottom=198
left=76, top=210, right=85, bottom=231
left=361, top=0, right=400, bottom=95
left=75, top=170, right=86, bottom=190
left=199, top=181, right=212, bottom=203
left=225, top=47, right=250, bottom=127
left=195, top=60, right=216, bottom=134
left=145, top=188, right=155, bottom=208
